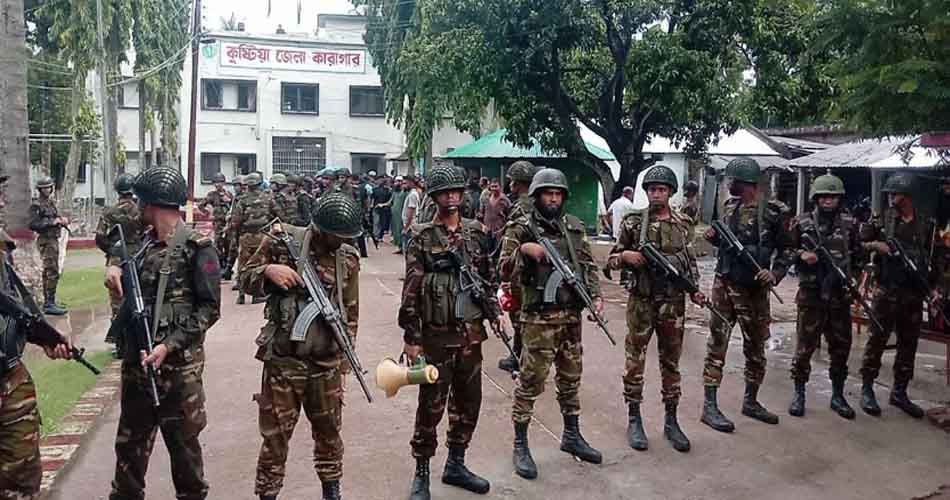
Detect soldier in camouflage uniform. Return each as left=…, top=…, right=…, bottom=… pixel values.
left=269, top=173, right=300, bottom=225
left=858, top=173, right=932, bottom=419
left=226, top=175, right=248, bottom=283
left=103, top=166, right=221, bottom=500
left=28, top=176, right=68, bottom=315
left=497, top=160, right=538, bottom=374
left=679, top=180, right=700, bottom=222
left=700, top=157, right=793, bottom=432
left=400, top=165, right=499, bottom=500
left=0, top=174, right=75, bottom=500
left=242, top=193, right=361, bottom=500
left=499, top=168, right=604, bottom=480
left=787, top=173, right=861, bottom=420
left=199, top=173, right=234, bottom=280
left=607, top=165, right=701, bottom=453
left=289, top=174, right=314, bottom=226
left=230, top=172, right=272, bottom=304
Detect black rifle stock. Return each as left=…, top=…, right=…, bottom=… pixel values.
left=267, top=223, right=373, bottom=403
left=711, top=220, right=784, bottom=303
left=638, top=242, right=730, bottom=326
left=108, top=225, right=161, bottom=407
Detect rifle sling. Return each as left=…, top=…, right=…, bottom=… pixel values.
left=151, top=221, right=189, bottom=342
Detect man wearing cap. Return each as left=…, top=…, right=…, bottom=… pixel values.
left=29, top=176, right=69, bottom=315
left=230, top=172, right=272, bottom=304
left=103, top=165, right=221, bottom=500
left=199, top=173, right=234, bottom=280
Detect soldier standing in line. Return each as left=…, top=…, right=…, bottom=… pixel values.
left=103, top=166, right=221, bottom=500
left=243, top=193, right=361, bottom=500
left=858, top=173, right=932, bottom=419
left=226, top=175, right=248, bottom=286
left=199, top=173, right=234, bottom=280
left=787, top=173, right=861, bottom=419
left=607, top=165, right=700, bottom=453
left=268, top=173, right=300, bottom=225
left=400, top=165, right=499, bottom=500
left=498, top=168, right=604, bottom=480
left=28, top=175, right=68, bottom=315
left=700, top=157, right=793, bottom=432
left=497, top=160, right=538, bottom=374
left=289, top=173, right=314, bottom=226
left=95, top=173, right=145, bottom=355
left=0, top=173, right=75, bottom=500
left=230, top=172, right=272, bottom=305
left=679, top=180, right=701, bottom=222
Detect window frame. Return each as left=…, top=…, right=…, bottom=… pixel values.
left=280, top=82, right=320, bottom=115
left=200, top=153, right=222, bottom=184
left=202, top=80, right=224, bottom=110
left=349, top=85, right=385, bottom=117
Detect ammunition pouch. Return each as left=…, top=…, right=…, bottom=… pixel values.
left=257, top=294, right=341, bottom=362
left=718, top=244, right=771, bottom=288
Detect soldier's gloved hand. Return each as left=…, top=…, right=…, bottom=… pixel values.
left=520, top=242, right=546, bottom=262
left=621, top=250, right=646, bottom=268
left=690, top=292, right=706, bottom=306
left=142, top=344, right=169, bottom=370
left=403, top=343, right=423, bottom=365
left=800, top=251, right=818, bottom=265
left=105, top=265, right=124, bottom=299
left=264, top=264, right=304, bottom=290
left=755, top=270, right=777, bottom=285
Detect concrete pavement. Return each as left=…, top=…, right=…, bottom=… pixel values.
left=47, top=242, right=950, bottom=500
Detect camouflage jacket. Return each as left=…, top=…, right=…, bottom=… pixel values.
left=230, top=188, right=273, bottom=235
left=414, top=195, right=437, bottom=226
left=860, top=208, right=935, bottom=296
left=610, top=209, right=699, bottom=299
left=270, top=191, right=300, bottom=226
left=712, top=196, right=793, bottom=288
left=108, top=225, right=221, bottom=367
left=499, top=209, right=601, bottom=324
left=0, top=238, right=38, bottom=373
left=296, top=191, right=314, bottom=226
left=242, top=225, right=360, bottom=368
left=28, top=198, right=61, bottom=239
left=399, top=218, right=498, bottom=346
left=94, top=196, right=144, bottom=259
left=200, top=189, right=233, bottom=227
left=790, top=209, right=863, bottom=304
left=507, top=192, right=533, bottom=222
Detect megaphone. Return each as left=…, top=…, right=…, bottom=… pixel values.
left=375, top=354, right=439, bottom=398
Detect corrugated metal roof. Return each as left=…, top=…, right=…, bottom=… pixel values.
left=769, top=136, right=831, bottom=153
left=444, top=128, right=615, bottom=161
left=786, top=137, right=945, bottom=169
left=709, top=155, right=793, bottom=172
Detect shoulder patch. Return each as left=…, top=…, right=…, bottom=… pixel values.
left=339, top=242, right=361, bottom=260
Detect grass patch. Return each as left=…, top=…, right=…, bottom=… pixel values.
left=58, top=267, right=109, bottom=309
left=27, top=350, right=114, bottom=436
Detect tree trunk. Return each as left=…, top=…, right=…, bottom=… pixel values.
left=138, top=81, right=147, bottom=171
left=60, top=70, right=87, bottom=208
left=610, top=141, right=654, bottom=202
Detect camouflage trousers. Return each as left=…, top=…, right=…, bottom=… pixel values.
left=227, top=230, right=240, bottom=272
left=860, top=288, right=922, bottom=384
left=237, top=233, right=265, bottom=293
left=512, top=321, right=583, bottom=424
left=213, top=223, right=230, bottom=269
left=791, top=301, right=852, bottom=383
left=411, top=342, right=482, bottom=459
left=624, top=296, right=685, bottom=404
left=36, top=235, right=59, bottom=297
left=255, top=358, right=343, bottom=496
left=703, top=278, right=770, bottom=387
left=110, top=358, right=208, bottom=500
left=0, top=365, right=40, bottom=500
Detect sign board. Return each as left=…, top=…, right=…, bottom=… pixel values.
left=220, top=42, right=366, bottom=74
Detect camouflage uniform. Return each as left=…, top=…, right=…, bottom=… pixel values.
left=399, top=219, right=495, bottom=459
left=270, top=191, right=300, bottom=226
left=107, top=225, right=221, bottom=500
left=703, top=197, right=792, bottom=388
left=200, top=189, right=233, bottom=269
left=230, top=187, right=272, bottom=301
left=611, top=209, right=698, bottom=404
left=241, top=226, right=360, bottom=497
left=296, top=190, right=314, bottom=227
left=226, top=189, right=245, bottom=277
left=95, top=196, right=144, bottom=347
left=28, top=198, right=62, bottom=300
left=501, top=192, right=534, bottom=366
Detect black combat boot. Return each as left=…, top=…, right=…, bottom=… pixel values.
left=626, top=402, right=648, bottom=451
left=741, top=383, right=779, bottom=424
left=259, top=495, right=276, bottom=500
left=889, top=381, right=924, bottom=419
left=236, top=293, right=246, bottom=305
left=700, top=385, right=735, bottom=433
left=830, top=376, right=855, bottom=420
left=44, top=291, right=67, bottom=316
left=559, top=415, right=602, bottom=464
left=788, top=380, right=806, bottom=417
left=498, top=354, right=518, bottom=373
left=442, top=446, right=490, bottom=494
left=408, top=458, right=430, bottom=500
left=512, top=422, right=537, bottom=480
left=860, top=376, right=881, bottom=416
left=663, top=400, right=691, bottom=452
left=322, top=480, right=341, bottom=500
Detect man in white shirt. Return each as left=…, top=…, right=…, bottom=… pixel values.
left=607, top=186, right=637, bottom=239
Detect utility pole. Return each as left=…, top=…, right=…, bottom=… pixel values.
left=185, top=0, right=203, bottom=222
left=95, top=0, right=115, bottom=205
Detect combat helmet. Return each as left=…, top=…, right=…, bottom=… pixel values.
left=270, top=173, right=287, bottom=186
left=114, top=173, right=135, bottom=195
left=233, top=175, right=246, bottom=186
left=528, top=168, right=569, bottom=197
left=133, top=166, right=187, bottom=207
left=810, top=173, right=845, bottom=199
left=426, top=165, right=467, bottom=197
left=211, top=173, right=227, bottom=184
left=881, top=173, right=916, bottom=195
left=507, top=160, right=538, bottom=183
left=641, top=165, right=679, bottom=194
left=724, top=157, right=761, bottom=184
left=286, top=173, right=301, bottom=186
left=245, top=172, right=263, bottom=187
left=35, top=175, right=55, bottom=189
left=313, top=192, right=363, bottom=239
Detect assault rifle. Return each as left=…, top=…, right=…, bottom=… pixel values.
left=107, top=225, right=161, bottom=407
left=266, top=222, right=373, bottom=403
left=885, top=237, right=949, bottom=325
left=710, top=220, right=784, bottom=304
left=801, top=234, right=886, bottom=335
left=638, top=242, right=730, bottom=326
left=0, top=262, right=99, bottom=375
left=524, top=226, right=616, bottom=346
